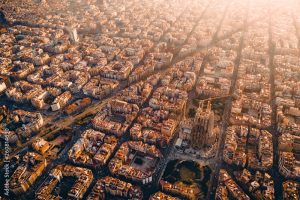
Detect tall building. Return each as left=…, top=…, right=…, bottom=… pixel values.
left=191, top=101, right=216, bottom=149
left=67, top=28, right=79, bottom=43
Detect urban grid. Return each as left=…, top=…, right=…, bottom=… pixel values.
left=0, top=0, right=299, bottom=199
